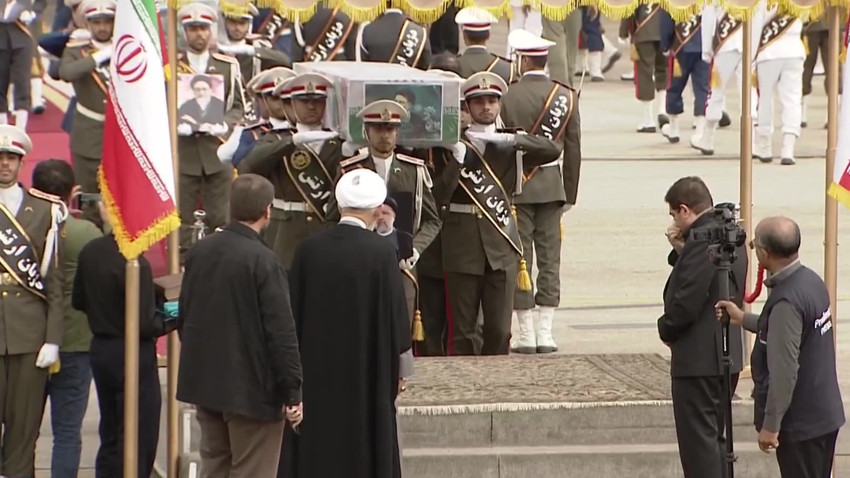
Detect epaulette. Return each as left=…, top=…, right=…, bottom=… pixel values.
left=395, top=153, right=425, bottom=167
left=66, top=39, right=89, bottom=49
left=211, top=52, right=240, bottom=64
left=340, top=151, right=369, bottom=169
left=29, top=188, right=63, bottom=204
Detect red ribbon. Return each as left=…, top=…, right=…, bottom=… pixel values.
left=744, top=266, right=765, bottom=303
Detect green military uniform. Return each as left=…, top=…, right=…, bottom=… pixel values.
left=176, top=51, right=245, bottom=255
left=0, top=3, right=35, bottom=123
left=540, top=11, right=582, bottom=86
left=458, top=46, right=518, bottom=83
left=620, top=4, right=668, bottom=132
left=58, top=37, right=110, bottom=194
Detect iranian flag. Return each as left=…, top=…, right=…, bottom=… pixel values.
left=827, top=18, right=850, bottom=208
left=99, top=0, right=179, bottom=259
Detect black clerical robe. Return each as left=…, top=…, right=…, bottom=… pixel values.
left=280, top=221, right=411, bottom=478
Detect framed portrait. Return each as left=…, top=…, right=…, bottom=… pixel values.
left=176, top=73, right=226, bottom=133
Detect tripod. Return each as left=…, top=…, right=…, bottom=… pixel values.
left=715, top=246, right=737, bottom=478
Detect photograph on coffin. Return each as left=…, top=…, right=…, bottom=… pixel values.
left=364, top=83, right=444, bottom=141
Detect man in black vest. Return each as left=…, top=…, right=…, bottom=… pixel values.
left=657, top=176, right=747, bottom=478
left=717, top=216, right=844, bottom=477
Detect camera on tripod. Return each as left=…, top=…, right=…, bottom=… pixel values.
left=692, top=203, right=747, bottom=265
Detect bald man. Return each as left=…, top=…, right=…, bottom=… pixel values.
left=717, top=217, right=844, bottom=477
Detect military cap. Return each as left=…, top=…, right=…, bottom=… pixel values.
left=247, top=67, right=295, bottom=95
left=272, top=77, right=294, bottom=100
left=336, top=169, right=387, bottom=210
left=80, top=0, right=116, bottom=19
left=219, top=0, right=258, bottom=20
left=357, top=99, right=409, bottom=125
left=462, top=71, right=507, bottom=99
left=288, top=72, right=332, bottom=99
left=178, top=2, right=218, bottom=26
left=454, top=7, right=498, bottom=32
left=508, top=28, right=556, bottom=56
left=0, top=126, right=33, bottom=157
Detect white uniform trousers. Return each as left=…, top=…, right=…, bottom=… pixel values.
left=507, top=6, right=543, bottom=56
left=756, top=57, right=804, bottom=136
left=706, top=50, right=757, bottom=122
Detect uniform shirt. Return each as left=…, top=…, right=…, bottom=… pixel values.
left=0, top=184, right=23, bottom=214
left=373, top=152, right=394, bottom=183
left=187, top=50, right=210, bottom=74
left=700, top=6, right=743, bottom=55
left=752, top=1, right=804, bottom=63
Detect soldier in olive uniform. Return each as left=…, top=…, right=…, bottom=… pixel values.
left=801, top=16, right=844, bottom=128
left=619, top=3, right=669, bottom=133
left=0, top=0, right=37, bottom=129
left=502, top=29, right=582, bottom=354
left=455, top=7, right=517, bottom=84
left=0, top=125, right=66, bottom=478
left=327, top=100, right=442, bottom=332
left=355, top=5, right=431, bottom=70
left=437, top=72, right=562, bottom=356
left=237, top=73, right=342, bottom=269
left=291, top=4, right=357, bottom=62
left=175, top=2, right=245, bottom=256
left=57, top=0, right=114, bottom=195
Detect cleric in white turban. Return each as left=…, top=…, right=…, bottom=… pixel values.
left=283, top=168, right=411, bottom=478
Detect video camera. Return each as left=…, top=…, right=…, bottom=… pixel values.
left=691, top=202, right=747, bottom=265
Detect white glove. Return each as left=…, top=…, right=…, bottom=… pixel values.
left=341, top=140, right=362, bottom=157
left=662, top=50, right=670, bottom=58
left=200, top=122, right=229, bottom=136
left=219, top=43, right=255, bottom=56
left=617, top=36, right=629, bottom=46
left=35, top=343, right=60, bottom=368
left=177, top=123, right=193, bottom=136
left=465, top=131, right=516, bottom=148
left=399, top=248, right=420, bottom=271
left=293, top=130, right=338, bottom=146
left=70, top=28, right=91, bottom=41
left=701, top=52, right=713, bottom=64
left=91, top=49, right=112, bottom=65
left=450, top=142, right=466, bottom=164
left=19, top=10, right=35, bottom=24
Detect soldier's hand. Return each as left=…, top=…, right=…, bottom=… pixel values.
left=35, top=343, right=60, bottom=368
left=450, top=142, right=466, bottom=164
left=465, top=131, right=516, bottom=148
left=293, top=130, right=338, bottom=146
left=19, top=10, right=35, bottom=24
left=177, top=123, right=193, bottom=136
left=617, top=36, right=629, bottom=46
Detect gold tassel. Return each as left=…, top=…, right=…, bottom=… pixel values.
left=752, top=69, right=759, bottom=89
left=517, top=259, right=532, bottom=291
left=672, top=58, right=682, bottom=78
left=802, top=36, right=809, bottom=56
left=710, top=68, right=721, bottom=89
left=629, top=44, right=639, bottom=62
left=49, top=360, right=61, bottom=375
left=560, top=220, right=564, bottom=240
left=412, top=309, right=424, bottom=342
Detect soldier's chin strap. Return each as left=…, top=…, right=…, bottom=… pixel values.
left=41, top=200, right=69, bottom=278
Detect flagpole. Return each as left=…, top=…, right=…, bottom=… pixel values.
left=739, top=18, right=754, bottom=375
left=124, top=259, right=141, bottom=478
left=825, top=6, right=840, bottom=332
left=165, top=5, right=181, bottom=478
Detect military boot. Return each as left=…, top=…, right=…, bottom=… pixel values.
left=780, top=133, right=797, bottom=165
left=535, top=307, right=558, bottom=354
left=754, top=131, right=773, bottom=163
left=691, top=118, right=716, bottom=155
left=512, top=309, right=537, bottom=354
left=661, top=114, right=680, bottom=143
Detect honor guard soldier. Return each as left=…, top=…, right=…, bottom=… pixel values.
left=291, top=4, right=357, bottom=62
left=327, top=100, right=442, bottom=332
left=502, top=29, right=581, bottom=354
left=219, top=66, right=296, bottom=167
left=580, top=6, right=606, bottom=81
left=253, top=7, right=292, bottom=57
left=801, top=15, right=844, bottom=128
left=0, top=0, right=37, bottom=130
left=0, top=125, right=66, bottom=478
left=438, top=72, right=562, bottom=356
left=455, top=7, right=517, bottom=84
left=57, top=0, right=114, bottom=196
left=659, top=12, right=710, bottom=146
left=237, top=73, right=342, bottom=269
left=355, top=3, right=432, bottom=70
left=176, top=2, right=245, bottom=255
left=752, top=0, right=804, bottom=165
left=216, top=0, right=291, bottom=89
left=619, top=3, right=669, bottom=132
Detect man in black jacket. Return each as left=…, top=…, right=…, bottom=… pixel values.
left=177, top=174, right=303, bottom=478
left=658, top=176, right=747, bottom=478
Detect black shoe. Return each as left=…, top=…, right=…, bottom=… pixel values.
left=591, top=76, right=604, bottom=82
left=781, top=157, right=796, bottom=165
left=32, top=105, right=45, bottom=115
left=658, top=114, right=670, bottom=128
left=754, top=154, right=773, bottom=163
left=637, top=125, right=657, bottom=133
left=602, top=52, right=622, bottom=73
left=801, top=121, right=808, bottom=128
left=719, top=111, right=731, bottom=128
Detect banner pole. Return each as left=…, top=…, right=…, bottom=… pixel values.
left=825, top=7, right=840, bottom=333
left=166, top=5, right=181, bottom=478
left=739, top=18, right=754, bottom=375
left=124, top=259, right=141, bottom=478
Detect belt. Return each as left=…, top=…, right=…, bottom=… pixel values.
left=448, top=203, right=479, bottom=215
left=76, top=103, right=106, bottom=122
left=272, top=199, right=308, bottom=212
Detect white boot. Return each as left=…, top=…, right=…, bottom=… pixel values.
left=0, top=113, right=6, bottom=125
left=691, top=118, right=716, bottom=155
left=801, top=96, right=808, bottom=128
left=31, top=78, right=45, bottom=114
left=754, top=131, right=773, bottom=162
left=637, top=100, right=655, bottom=133
left=509, top=310, right=519, bottom=350
left=534, top=307, right=558, bottom=353
left=588, top=51, right=604, bottom=81
left=13, top=110, right=28, bottom=131
left=661, top=114, right=680, bottom=143
left=656, top=90, right=669, bottom=127
left=780, top=133, right=796, bottom=165
left=512, top=309, right=537, bottom=354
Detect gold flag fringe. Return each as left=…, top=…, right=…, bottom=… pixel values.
left=255, top=0, right=280, bottom=9
left=328, top=0, right=388, bottom=22
left=278, top=0, right=319, bottom=22
left=828, top=182, right=850, bottom=210
left=392, top=0, right=454, bottom=24
left=98, top=168, right=182, bottom=261
left=219, top=0, right=254, bottom=18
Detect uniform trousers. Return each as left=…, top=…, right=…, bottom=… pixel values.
left=0, top=29, right=34, bottom=113
left=542, top=10, right=582, bottom=87
left=197, top=407, right=285, bottom=478
left=756, top=58, right=804, bottom=137
left=671, top=374, right=738, bottom=478
left=446, top=263, right=514, bottom=356
left=89, top=336, right=160, bottom=478
left=666, top=51, right=710, bottom=116
left=0, top=353, right=48, bottom=478
left=803, top=30, right=842, bottom=96
left=428, top=5, right=459, bottom=55
left=72, top=153, right=101, bottom=195
left=775, top=429, right=839, bottom=478
left=179, top=170, right=232, bottom=254
left=634, top=41, right=667, bottom=101
left=514, top=202, right=562, bottom=310
left=418, top=273, right=448, bottom=356
left=507, top=6, right=543, bottom=56
left=706, top=50, right=753, bottom=122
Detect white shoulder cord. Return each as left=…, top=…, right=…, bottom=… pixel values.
left=41, top=201, right=69, bottom=278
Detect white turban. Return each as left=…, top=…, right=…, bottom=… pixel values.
left=336, top=169, right=387, bottom=210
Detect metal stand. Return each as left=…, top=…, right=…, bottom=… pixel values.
left=715, top=248, right=737, bottom=478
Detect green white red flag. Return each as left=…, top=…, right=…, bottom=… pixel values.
left=99, top=0, right=179, bottom=259
left=828, top=17, right=850, bottom=208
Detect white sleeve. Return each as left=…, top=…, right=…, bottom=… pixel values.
left=700, top=7, right=717, bottom=58
left=217, top=125, right=245, bottom=162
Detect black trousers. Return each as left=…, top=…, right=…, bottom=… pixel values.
left=776, top=430, right=839, bottom=478
left=418, top=274, right=447, bottom=356
left=428, top=5, right=459, bottom=55
left=671, top=374, right=739, bottom=478
left=89, top=336, right=161, bottom=478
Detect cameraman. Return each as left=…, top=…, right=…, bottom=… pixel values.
left=658, top=177, right=747, bottom=478
left=716, top=217, right=844, bottom=477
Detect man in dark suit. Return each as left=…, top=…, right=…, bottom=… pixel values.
left=658, top=176, right=747, bottom=478
left=355, top=3, right=431, bottom=70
